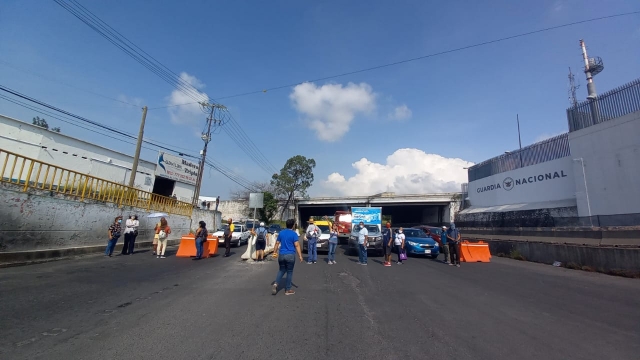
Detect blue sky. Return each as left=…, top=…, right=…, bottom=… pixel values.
left=1, top=0, right=639, bottom=198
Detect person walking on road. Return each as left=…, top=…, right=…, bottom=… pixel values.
left=447, top=222, right=461, bottom=267
left=357, top=221, right=369, bottom=265
left=193, top=221, right=207, bottom=260
left=440, top=225, right=450, bottom=264
left=305, top=218, right=319, bottom=264
left=122, top=214, right=136, bottom=255
left=224, top=219, right=234, bottom=257
left=255, top=222, right=268, bottom=262
left=394, top=227, right=406, bottom=264
left=272, top=219, right=304, bottom=296
left=156, top=217, right=172, bottom=259
left=327, top=224, right=338, bottom=264
left=105, top=216, right=122, bottom=257
left=382, top=222, right=393, bottom=266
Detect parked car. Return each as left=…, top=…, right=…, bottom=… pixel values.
left=414, top=225, right=444, bottom=247
left=302, top=220, right=332, bottom=253
left=229, top=223, right=250, bottom=247
left=212, top=225, right=227, bottom=240
left=401, top=228, right=440, bottom=258
left=268, top=224, right=282, bottom=234
left=348, top=224, right=383, bottom=256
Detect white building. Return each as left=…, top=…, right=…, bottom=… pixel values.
left=459, top=78, right=640, bottom=227
left=0, top=114, right=196, bottom=202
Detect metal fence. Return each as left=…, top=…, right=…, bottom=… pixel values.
left=0, top=148, right=193, bottom=216
left=467, top=133, right=570, bottom=182
left=456, top=213, right=640, bottom=228
left=567, top=78, right=640, bottom=132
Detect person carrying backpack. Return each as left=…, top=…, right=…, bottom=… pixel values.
left=305, top=218, right=319, bottom=264
left=193, top=221, right=207, bottom=260
left=255, top=222, right=268, bottom=262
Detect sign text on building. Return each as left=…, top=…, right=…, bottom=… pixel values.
left=155, top=152, right=199, bottom=185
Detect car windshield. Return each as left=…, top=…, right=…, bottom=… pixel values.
left=403, top=229, right=427, bottom=238
left=245, top=222, right=256, bottom=229
left=352, top=224, right=380, bottom=234
left=218, top=225, right=228, bottom=231
left=269, top=225, right=281, bottom=230
left=317, top=225, right=330, bottom=234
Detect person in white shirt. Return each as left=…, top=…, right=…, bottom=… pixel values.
left=394, top=227, right=406, bottom=264
left=357, top=221, right=369, bottom=265
left=122, top=215, right=139, bottom=255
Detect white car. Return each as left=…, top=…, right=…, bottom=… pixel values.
left=215, top=224, right=250, bottom=247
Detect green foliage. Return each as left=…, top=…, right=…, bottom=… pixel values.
left=257, top=192, right=278, bottom=224
left=32, top=116, right=61, bottom=133
left=32, top=116, right=49, bottom=130
left=271, top=155, right=315, bottom=217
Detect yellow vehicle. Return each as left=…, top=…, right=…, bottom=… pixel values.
left=302, top=219, right=333, bottom=253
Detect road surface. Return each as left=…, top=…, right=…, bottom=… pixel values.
left=1, top=245, right=639, bottom=360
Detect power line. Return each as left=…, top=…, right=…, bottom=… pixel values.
left=53, top=0, right=277, bottom=174
left=0, top=89, right=260, bottom=188
left=152, top=10, right=640, bottom=108
left=0, top=60, right=139, bottom=107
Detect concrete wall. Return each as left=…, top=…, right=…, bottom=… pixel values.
left=218, top=200, right=249, bottom=221
left=0, top=183, right=192, bottom=253
left=467, top=156, right=576, bottom=207
left=191, top=208, right=222, bottom=232
left=569, top=110, right=640, bottom=217
left=486, top=239, right=640, bottom=272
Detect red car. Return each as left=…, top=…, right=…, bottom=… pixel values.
left=413, top=225, right=444, bottom=247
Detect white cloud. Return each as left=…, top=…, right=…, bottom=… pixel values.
left=534, top=131, right=565, bottom=143
left=321, top=148, right=474, bottom=196
left=389, top=104, right=412, bottom=121
left=166, top=72, right=209, bottom=125
left=289, top=82, right=376, bottom=141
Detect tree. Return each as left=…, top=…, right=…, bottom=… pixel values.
left=257, top=192, right=278, bottom=224
left=229, top=181, right=274, bottom=201
left=32, top=116, right=61, bottom=133
left=271, top=155, right=316, bottom=218
left=32, top=116, right=49, bottom=130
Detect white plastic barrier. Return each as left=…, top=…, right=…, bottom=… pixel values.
left=241, top=233, right=276, bottom=260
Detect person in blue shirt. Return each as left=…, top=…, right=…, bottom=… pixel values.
left=439, top=226, right=450, bottom=264
left=447, top=222, right=461, bottom=267
left=272, top=219, right=304, bottom=295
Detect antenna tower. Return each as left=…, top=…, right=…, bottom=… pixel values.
left=568, top=67, right=580, bottom=108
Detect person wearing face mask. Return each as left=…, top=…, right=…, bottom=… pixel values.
left=394, top=227, right=406, bottom=264
left=382, top=222, right=393, bottom=266
left=105, top=216, right=122, bottom=257
left=122, top=215, right=138, bottom=255
left=357, top=221, right=368, bottom=265
left=447, top=222, right=461, bottom=267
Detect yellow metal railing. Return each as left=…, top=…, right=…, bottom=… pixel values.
left=0, top=148, right=193, bottom=216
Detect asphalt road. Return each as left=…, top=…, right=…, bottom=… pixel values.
left=1, top=245, right=639, bottom=360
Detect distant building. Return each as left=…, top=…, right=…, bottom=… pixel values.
left=0, top=114, right=196, bottom=202
left=458, top=78, right=640, bottom=227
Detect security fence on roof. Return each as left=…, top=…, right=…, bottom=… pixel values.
left=567, top=78, right=640, bottom=132
left=467, top=133, right=570, bottom=182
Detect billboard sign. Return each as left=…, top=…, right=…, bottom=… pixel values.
left=155, top=152, right=199, bottom=185
left=351, top=207, right=382, bottom=233
left=468, top=156, right=576, bottom=207
left=249, top=193, right=264, bottom=209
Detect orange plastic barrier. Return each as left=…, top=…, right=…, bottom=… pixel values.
left=176, top=235, right=211, bottom=258
left=459, top=240, right=491, bottom=263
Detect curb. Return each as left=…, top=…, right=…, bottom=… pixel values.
left=0, top=239, right=181, bottom=268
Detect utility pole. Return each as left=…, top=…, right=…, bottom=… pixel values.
left=191, top=102, right=225, bottom=206
left=516, top=114, right=523, bottom=168
left=128, top=106, right=147, bottom=188
left=580, top=40, right=597, bottom=100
